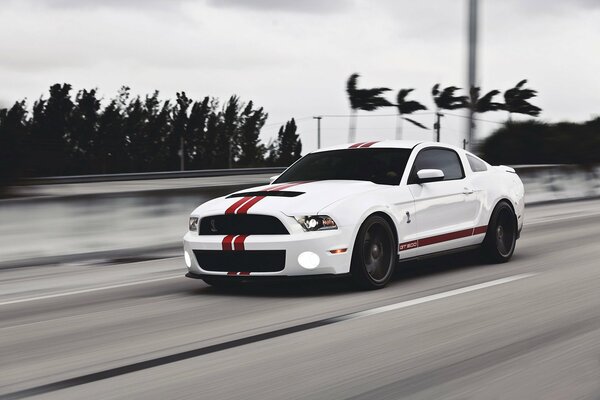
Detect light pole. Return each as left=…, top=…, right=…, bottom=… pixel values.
left=313, top=116, right=322, bottom=149
left=466, top=0, right=478, bottom=151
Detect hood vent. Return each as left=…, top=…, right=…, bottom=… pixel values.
left=226, top=191, right=304, bottom=198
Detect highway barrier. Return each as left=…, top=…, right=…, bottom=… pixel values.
left=1, top=165, right=598, bottom=268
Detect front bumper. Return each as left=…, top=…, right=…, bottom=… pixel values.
left=183, top=228, right=354, bottom=277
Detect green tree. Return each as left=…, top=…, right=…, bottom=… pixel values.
left=70, top=88, right=101, bottom=173
left=272, top=118, right=302, bottom=167
left=346, top=73, right=392, bottom=143
left=97, top=87, right=129, bottom=173
left=431, top=84, right=469, bottom=142
left=481, top=117, right=600, bottom=166
left=393, top=89, right=428, bottom=140
left=29, top=84, right=74, bottom=176
left=186, top=96, right=213, bottom=170
left=170, top=91, right=192, bottom=170
left=214, top=96, right=240, bottom=168
left=504, top=79, right=541, bottom=119
left=236, top=101, right=268, bottom=167
left=0, top=100, right=29, bottom=187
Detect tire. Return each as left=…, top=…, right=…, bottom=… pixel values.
left=481, top=201, right=517, bottom=263
left=350, top=215, right=396, bottom=290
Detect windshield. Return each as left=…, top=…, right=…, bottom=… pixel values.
left=274, top=148, right=412, bottom=186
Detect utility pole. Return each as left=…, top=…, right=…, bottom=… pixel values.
left=434, top=112, right=443, bottom=142
left=466, top=0, right=478, bottom=151
left=313, top=116, right=322, bottom=149
left=179, top=136, right=185, bottom=171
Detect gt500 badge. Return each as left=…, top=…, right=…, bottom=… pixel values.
left=399, top=240, right=418, bottom=251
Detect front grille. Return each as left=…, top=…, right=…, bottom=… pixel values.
left=193, top=250, right=286, bottom=272
left=199, top=214, right=289, bottom=235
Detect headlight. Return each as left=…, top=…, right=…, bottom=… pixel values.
left=189, top=217, right=199, bottom=232
left=294, top=215, right=337, bottom=231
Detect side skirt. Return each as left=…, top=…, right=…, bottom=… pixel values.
left=398, top=244, right=482, bottom=263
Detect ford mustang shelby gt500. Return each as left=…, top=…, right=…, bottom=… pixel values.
left=184, top=140, right=524, bottom=289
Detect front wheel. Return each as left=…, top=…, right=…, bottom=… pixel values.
left=481, top=202, right=517, bottom=263
left=350, top=215, right=396, bottom=290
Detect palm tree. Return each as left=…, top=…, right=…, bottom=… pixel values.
left=346, top=73, right=392, bottom=143
left=466, top=86, right=504, bottom=146
left=504, top=79, right=541, bottom=120
left=393, top=89, right=428, bottom=140
left=431, top=84, right=468, bottom=142
left=468, top=86, right=504, bottom=114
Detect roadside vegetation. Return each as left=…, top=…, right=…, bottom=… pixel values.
left=0, top=84, right=302, bottom=184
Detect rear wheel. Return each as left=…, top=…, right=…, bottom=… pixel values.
left=481, top=202, right=517, bottom=263
left=350, top=215, right=396, bottom=290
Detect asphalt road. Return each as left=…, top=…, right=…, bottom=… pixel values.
left=2, top=199, right=600, bottom=399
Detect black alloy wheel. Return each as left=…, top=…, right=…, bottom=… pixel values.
left=482, top=201, right=517, bottom=263
left=351, top=215, right=396, bottom=289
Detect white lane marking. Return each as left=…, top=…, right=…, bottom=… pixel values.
left=335, top=273, right=536, bottom=321
left=526, top=211, right=600, bottom=227
left=0, top=275, right=182, bottom=307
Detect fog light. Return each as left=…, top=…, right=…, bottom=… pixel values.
left=184, top=251, right=192, bottom=268
left=298, top=251, right=320, bottom=270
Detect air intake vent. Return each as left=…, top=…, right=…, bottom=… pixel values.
left=199, top=214, right=289, bottom=235
left=193, top=250, right=285, bottom=272
left=226, top=191, right=304, bottom=198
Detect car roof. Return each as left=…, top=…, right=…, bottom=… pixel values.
left=312, top=140, right=423, bottom=153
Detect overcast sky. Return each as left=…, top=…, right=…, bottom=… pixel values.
left=1, top=0, right=599, bottom=151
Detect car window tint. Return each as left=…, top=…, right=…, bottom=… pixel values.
left=411, top=148, right=464, bottom=181
left=275, top=148, right=412, bottom=185
left=467, top=154, right=488, bottom=172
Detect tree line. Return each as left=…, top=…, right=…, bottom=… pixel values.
left=0, top=84, right=302, bottom=183
left=481, top=118, right=600, bottom=166
left=346, top=73, right=542, bottom=143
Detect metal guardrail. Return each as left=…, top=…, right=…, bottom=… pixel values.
left=20, top=167, right=288, bottom=185
left=16, top=164, right=593, bottom=186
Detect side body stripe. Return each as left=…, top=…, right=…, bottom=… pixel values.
left=399, top=225, right=488, bottom=252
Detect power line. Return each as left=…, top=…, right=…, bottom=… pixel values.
left=319, top=112, right=435, bottom=118
left=443, top=112, right=505, bottom=125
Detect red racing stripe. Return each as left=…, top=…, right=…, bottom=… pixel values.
left=359, top=141, right=379, bottom=148
left=236, top=181, right=309, bottom=214
left=233, top=234, right=248, bottom=251
left=225, top=196, right=254, bottom=214
left=236, top=196, right=265, bottom=214
left=349, top=142, right=366, bottom=148
left=227, top=272, right=238, bottom=276
left=221, top=234, right=235, bottom=251
left=239, top=271, right=250, bottom=276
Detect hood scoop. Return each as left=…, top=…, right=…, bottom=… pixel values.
left=226, top=191, right=305, bottom=198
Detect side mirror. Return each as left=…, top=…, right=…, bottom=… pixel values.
left=269, top=175, right=280, bottom=184
left=416, top=169, right=445, bottom=184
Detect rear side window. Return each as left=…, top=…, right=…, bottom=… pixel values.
left=410, top=148, right=464, bottom=182
left=467, top=154, right=488, bottom=172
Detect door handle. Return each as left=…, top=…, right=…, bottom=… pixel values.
left=463, top=188, right=474, bottom=195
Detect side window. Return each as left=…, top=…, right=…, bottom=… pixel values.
left=467, top=154, right=488, bottom=172
left=410, top=148, right=465, bottom=182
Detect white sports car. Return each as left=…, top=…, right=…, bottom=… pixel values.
left=184, top=140, right=524, bottom=289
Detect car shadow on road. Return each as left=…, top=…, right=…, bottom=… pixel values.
left=186, top=249, right=530, bottom=299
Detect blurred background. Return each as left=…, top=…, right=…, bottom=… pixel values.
left=1, top=1, right=600, bottom=399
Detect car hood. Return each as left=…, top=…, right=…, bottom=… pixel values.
left=196, top=180, right=383, bottom=216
